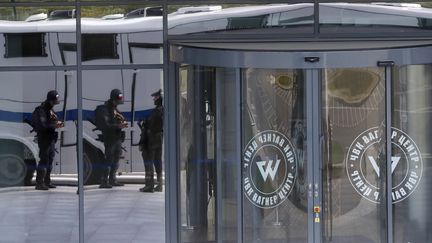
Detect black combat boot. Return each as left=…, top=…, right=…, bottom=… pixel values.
left=109, top=172, right=124, bottom=187
left=35, top=169, right=49, bottom=191
left=99, top=169, right=112, bottom=189
left=110, top=180, right=124, bottom=186
left=139, top=184, right=154, bottom=192
left=99, top=175, right=112, bottom=188
left=139, top=172, right=154, bottom=192
left=44, top=169, right=56, bottom=188
left=99, top=179, right=112, bottom=189
left=108, top=162, right=124, bottom=186
left=154, top=174, right=163, bottom=192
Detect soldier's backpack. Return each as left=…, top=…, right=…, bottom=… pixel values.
left=31, top=105, right=43, bottom=132
left=94, top=104, right=107, bottom=131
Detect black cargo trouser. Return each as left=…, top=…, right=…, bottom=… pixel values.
left=37, top=137, right=56, bottom=184
left=142, top=146, right=162, bottom=185
left=103, top=139, right=122, bottom=183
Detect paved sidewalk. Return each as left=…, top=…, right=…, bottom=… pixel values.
left=0, top=185, right=165, bottom=243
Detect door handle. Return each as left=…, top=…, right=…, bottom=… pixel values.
left=305, top=56, right=320, bottom=63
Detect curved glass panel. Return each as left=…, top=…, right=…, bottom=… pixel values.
left=320, top=3, right=432, bottom=33
left=392, top=64, right=432, bottom=243
left=178, top=66, right=216, bottom=242
left=321, top=67, right=387, bottom=242
left=168, top=4, right=314, bottom=36
left=242, top=68, right=308, bottom=242
left=178, top=65, right=240, bottom=242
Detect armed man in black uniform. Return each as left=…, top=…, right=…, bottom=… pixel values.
left=139, top=89, right=164, bottom=193
left=97, top=89, right=128, bottom=188
left=32, top=90, right=64, bottom=190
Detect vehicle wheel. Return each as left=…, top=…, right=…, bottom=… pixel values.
left=83, top=152, right=93, bottom=184
left=24, top=159, right=36, bottom=186
left=0, top=153, right=27, bottom=187
left=84, top=152, right=101, bottom=185
left=83, top=150, right=102, bottom=185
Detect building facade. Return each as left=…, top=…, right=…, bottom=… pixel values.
left=0, top=1, right=431, bottom=243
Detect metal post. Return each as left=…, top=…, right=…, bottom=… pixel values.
left=383, top=61, right=394, bottom=243
left=378, top=60, right=395, bottom=243
left=75, top=2, right=84, bottom=243
left=312, top=69, right=321, bottom=243
left=272, top=206, right=281, bottom=226
left=181, top=196, right=195, bottom=230
left=236, top=69, right=244, bottom=243
left=306, top=69, right=314, bottom=243
left=215, top=69, right=223, bottom=242
left=163, top=3, right=181, bottom=242
left=273, top=154, right=281, bottom=227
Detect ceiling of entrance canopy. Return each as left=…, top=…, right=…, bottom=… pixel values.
left=173, top=40, right=432, bottom=51
left=167, top=3, right=432, bottom=36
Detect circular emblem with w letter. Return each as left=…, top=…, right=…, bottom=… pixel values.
left=243, top=130, right=297, bottom=208
left=346, top=127, right=423, bottom=203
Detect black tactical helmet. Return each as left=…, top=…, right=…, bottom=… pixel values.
left=110, top=88, right=124, bottom=105
left=46, top=90, right=60, bottom=105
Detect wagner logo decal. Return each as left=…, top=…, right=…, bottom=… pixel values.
left=243, top=130, right=297, bottom=208
left=346, top=127, right=423, bottom=203
left=256, top=159, right=281, bottom=181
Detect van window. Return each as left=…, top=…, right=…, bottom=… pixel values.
left=4, top=33, right=47, bottom=58
left=82, top=34, right=119, bottom=61
left=227, top=15, right=268, bottom=30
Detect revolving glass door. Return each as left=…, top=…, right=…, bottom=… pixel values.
left=173, top=44, right=432, bottom=243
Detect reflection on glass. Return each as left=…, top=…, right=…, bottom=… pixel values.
left=392, top=65, right=432, bottom=243
left=0, top=4, right=164, bottom=67
left=320, top=3, right=432, bottom=33
left=0, top=70, right=78, bottom=241
left=242, top=68, right=308, bottom=242
left=81, top=5, right=162, bottom=18
left=33, top=91, right=64, bottom=191
left=0, top=0, right=74, bottom=2
left=0, top=7, right=76, bottom=66
left=168, top=4, right=314, bottom=35
left=81, top=5, right=163, bottom=65
left=0, top=7, right=75, bottom=21
left=179, top=65, right=240, bottom=242
left=217, top=67, right=240, bottom=242
left=321, top=67, right=386, bottom=243
left=179, top=66, right=216, bottom=242
left=83, top=69, right=165, bottom=242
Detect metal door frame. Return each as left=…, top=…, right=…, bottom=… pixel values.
left=170, top=43, right=432, bottom=243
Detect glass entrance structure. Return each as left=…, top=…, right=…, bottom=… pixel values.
left=1, top=1, right=432, bottom=243
left=169, top=43, right=432, bottom=243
